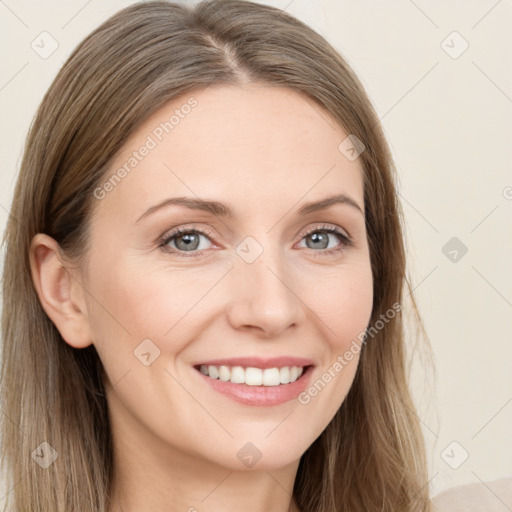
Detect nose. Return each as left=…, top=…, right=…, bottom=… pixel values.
left=225, top=244, right=303, bottom=338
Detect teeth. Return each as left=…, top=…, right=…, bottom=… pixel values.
left=230, top=366, right=245, bottom=384
left=198, top=365, right=306, bottom=386
left=245, top=367, right=263, bottom=386
left=279, top=366, right=290, bottom=384
left=208, top=365, right=219, bottom=379
left=262, top=368, right=280, bottom=386
left=218, top=365, right=230, bottom=382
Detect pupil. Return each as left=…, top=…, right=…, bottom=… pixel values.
left=177, top=233, right=199, bottom=251
left=309, top=232, right=328, bottom=249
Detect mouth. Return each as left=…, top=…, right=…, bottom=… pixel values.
left=193, top=363, right=311, bottom=386
left=194, top=364, right=311, bottom=386
left=192, top=360, right=315, bottom=407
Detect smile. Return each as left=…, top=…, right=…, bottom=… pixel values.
left=196, top=364, right=305, bottom=386
left=192, top=361, right=314, bottom=406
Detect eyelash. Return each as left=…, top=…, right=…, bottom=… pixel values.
left=159, top=224, right=352, bottom=259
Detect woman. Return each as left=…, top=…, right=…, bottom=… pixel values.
left=0, top=1, right=431, bottom=511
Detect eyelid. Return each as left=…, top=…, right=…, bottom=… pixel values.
left=160, top=222, right=352, bottom=243
left=296, top=222, right=352, bottom=243
left=159, top=224, right=217, bottom=251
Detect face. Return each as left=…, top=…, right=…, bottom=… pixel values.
left=79, top=83, right=373, bottom=471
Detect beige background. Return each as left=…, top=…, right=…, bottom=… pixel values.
left=1, top=0, right=511, bottom=504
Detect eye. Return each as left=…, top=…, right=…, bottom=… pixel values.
left=159, top=223, right=352, bottom=258
left=159, top=226, right=215, bottom=257
left=296, top=224, right=352, bottom=256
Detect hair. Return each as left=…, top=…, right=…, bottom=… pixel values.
left=0, top=1, right=432, bottom=511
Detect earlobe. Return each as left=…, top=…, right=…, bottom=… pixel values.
left=29, top=233, right=93, bottom=349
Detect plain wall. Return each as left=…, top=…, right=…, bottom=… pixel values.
left=1, top=0, right=511, bottom=502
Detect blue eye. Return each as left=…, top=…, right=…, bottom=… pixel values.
left=297, top=225, right=352, bottom=256
left=160, top=227, right=214, bottom=257
left=159, top=224, right=352, bottom=258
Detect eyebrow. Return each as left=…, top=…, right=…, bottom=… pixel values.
left=135, top=193, right=364, bottom=224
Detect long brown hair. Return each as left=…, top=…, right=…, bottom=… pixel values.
left=0, top=1, right=432, bottom=510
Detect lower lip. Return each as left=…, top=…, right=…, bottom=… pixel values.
left=194, top=366, right=314, bottom=407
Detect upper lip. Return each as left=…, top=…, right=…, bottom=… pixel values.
left=193, top=356, right=314, bottom=369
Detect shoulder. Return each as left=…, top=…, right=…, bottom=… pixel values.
left=432, top=477, right=512, bottom=512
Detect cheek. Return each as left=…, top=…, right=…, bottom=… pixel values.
left=84, top=259, right=211, bottom=414
left=84, top=254, right=236, bottom=393
left=309, top=261, right=374, bottom=350
left=296, top=262, right=373, bottom=419
left=87, top=256, right=207, bottom=342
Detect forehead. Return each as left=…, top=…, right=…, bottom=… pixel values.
left=93, top=83, right=364, bottom=223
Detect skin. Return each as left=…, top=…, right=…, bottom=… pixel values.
left=29, top=83, right=374, bottom=512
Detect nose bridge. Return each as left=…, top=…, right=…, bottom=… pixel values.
left=226, top=234, right=301, bottom=335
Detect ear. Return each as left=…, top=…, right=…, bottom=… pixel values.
left=29, top=233, right=93, bottom=349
